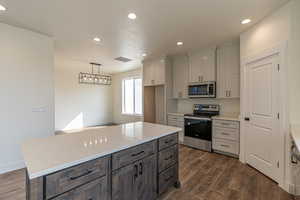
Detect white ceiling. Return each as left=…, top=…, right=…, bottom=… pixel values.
left=0, top=0, right=289, bottom=74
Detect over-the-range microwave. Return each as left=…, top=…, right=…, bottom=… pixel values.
left=188, top=81, right=216, bottom=98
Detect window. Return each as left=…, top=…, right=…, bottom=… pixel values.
left=122, top=78, right=142, bottom=115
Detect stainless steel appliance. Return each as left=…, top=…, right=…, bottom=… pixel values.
left=188, top=81, right=216, bottom=98
left=184, top=104, right=219, bottom=151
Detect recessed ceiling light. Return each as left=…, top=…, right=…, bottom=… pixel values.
left=142, top=53, right=147, bottom=57
left=241, top=19, right=251, bottom=24
left=177, top=42, right=183, bottom=46
left=0, top=4, right=6, bottom=11
left=93, top=37, right=101, bottom=42
left=128, top=13, right=137, bottom=20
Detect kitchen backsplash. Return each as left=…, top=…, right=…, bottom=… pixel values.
left=176, top=98, right=240, bottom=115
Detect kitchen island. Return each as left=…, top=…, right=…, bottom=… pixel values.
left=22, top=122, right=181, bottom=200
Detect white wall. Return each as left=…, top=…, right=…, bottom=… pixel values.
left=55, top=58, right=113, bottom=131
left=240, top=3, right=291, bottom=59
left=288, top=0, right=300, bottom=124
left=112, top=68, right=143, bottom=124
left=0, top=23, right=54, bottom=173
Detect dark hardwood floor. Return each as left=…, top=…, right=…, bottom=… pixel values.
left=160, top=145, right=295, bottom=200
left=0, top=145, right=295, bottom=200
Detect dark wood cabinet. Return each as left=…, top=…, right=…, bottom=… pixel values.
left=26, top=133, right=179, bottom=200
left=112, top=154, right=157, bottom=200
left=136, top=154, right=157, bottom=200
left=52, top=177, right=108, bottom=200
left=112, top=161, right=138, bottom=200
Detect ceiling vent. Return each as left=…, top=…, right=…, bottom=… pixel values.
left=115, top=57, right=132, bottom=62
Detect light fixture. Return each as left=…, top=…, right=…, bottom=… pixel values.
left=0, top=4, right=6, bottom=11
left=142, top=53, right=147, bottom=57
left=177, top=42, right=183, bottom=46
left=93, top=37, right=101, bottom=42
left=128, top=13, right=137, bottom=20
left=79, top=62, right=112, bottom=85
left=241, top=19, right=251, bottom=24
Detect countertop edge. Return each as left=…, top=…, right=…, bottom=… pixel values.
left=211, top=116, right=240, bottom=122
left=27, top=129, right=181, bottom=180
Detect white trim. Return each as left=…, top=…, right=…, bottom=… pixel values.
left=240, top=41, right=289, bottom=191
left=0, top=160, right=25, bottom=174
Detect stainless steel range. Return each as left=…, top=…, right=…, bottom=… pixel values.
left=184, top=104, right=219, bottom=152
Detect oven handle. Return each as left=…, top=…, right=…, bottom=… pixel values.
left=184, top=116, right=211, bottom=121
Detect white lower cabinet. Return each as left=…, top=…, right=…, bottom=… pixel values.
left=212, top=119, right=240, bottom=157
left=167, top=114, right=184, bottom=143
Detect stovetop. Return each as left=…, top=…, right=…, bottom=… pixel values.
left=185, top=104, right=220, bottom=118
left=184, top=113, right=217, bottom=118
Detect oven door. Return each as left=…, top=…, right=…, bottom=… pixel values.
left=184, top=118, right=212, bottom=141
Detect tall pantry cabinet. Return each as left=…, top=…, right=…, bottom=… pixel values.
left=143, top=57, right=176, bottom=125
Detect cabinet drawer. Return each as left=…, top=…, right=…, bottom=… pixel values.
left=158, top=145, right=178, bottom=172
left=52, top=177, right=108, bottom=200
left=213, top=138, right=239, bottom=155
left=159, top=134, right=178, bottom=151
left=168, top=115, right=178, bottom=122
left=112, top=141, right=157, bottom=170
left=158, top=165, right=178, bottom=195
left=213, top=120, right=239, bottom=129
left=213, top=127, right=239, bottom=141
left=46, top=156, right=109, bottom=199
left=167, top=120, right=177, bottom=127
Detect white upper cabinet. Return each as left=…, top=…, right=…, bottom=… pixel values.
left=143, top=58, right=165, bottom=86
left=172, top=55, right=189, bottom=99
left=217, top=42, right=240, bottom=98
left=188, top=47, right=216, bottom=83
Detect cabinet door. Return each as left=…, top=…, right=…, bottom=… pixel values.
left=136, top=155, right=157, bottom=200
left=143, top=61, right=154, bottom=86
left=217, top=46, right=228, bottom=98
left=189, top=47, right=216, bottom=83
left=112, top=163, right=137, bottom=200
left=217, top=43, right=240, bottom=98
left=189, top=51, right=204, bottom=83
left=153, top=59, right=165, bottom=85
left=226, top=43, right=240, bottom=98
left=173, top=55, right=189, bottom=98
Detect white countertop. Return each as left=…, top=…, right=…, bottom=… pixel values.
left=22, top=122, right=181, bottom=179
left=291, top=124, right=300, bottom=151
left=168, top=112, right=185, bottom=117
left=212, top=113, right=240, bottom=121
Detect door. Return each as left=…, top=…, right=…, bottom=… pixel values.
left=112, top=162, right=138, bottom=200
left=245, top=53, right=280, bottom=182
left=136, top=155, right=157, bottom=200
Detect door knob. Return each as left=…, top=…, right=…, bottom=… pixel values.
left=244, top=117, right=250, bottom=121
